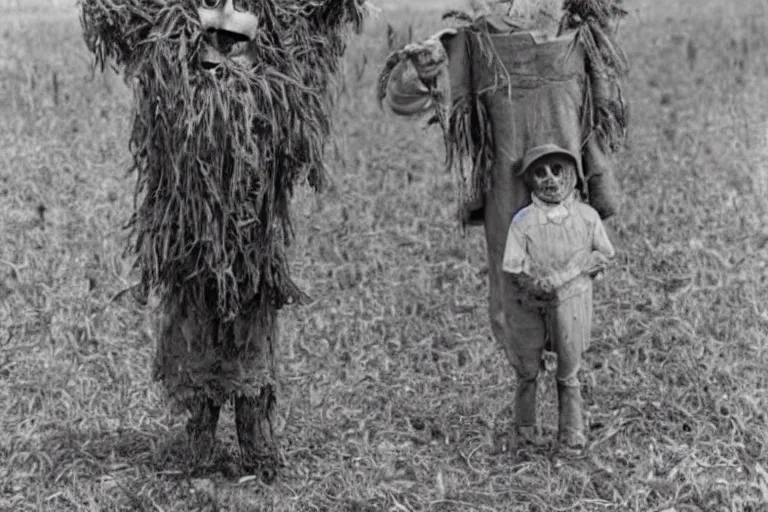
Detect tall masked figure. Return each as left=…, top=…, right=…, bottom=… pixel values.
left=377, top=1, right=629, bottom=450
left=79, top=0, right=366, bottom=480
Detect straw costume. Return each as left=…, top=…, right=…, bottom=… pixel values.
left=79, top=0, right=365, bottom=479
left=377, top=0, right=628, bottom=451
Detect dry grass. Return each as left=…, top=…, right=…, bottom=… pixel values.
left=2, top=0, right=768, bottom=510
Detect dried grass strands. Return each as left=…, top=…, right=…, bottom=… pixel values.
left=439, top=28, right=498, bottom=224
left=440, top=94, right=494, bottom=221
left=442, top=10, right=475, bottom=25
left=560, top=0, right=628, bottom=30
left=560, top=0, right=630, bottom=151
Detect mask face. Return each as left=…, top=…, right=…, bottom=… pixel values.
left=198, top=0, right=261, bottom=71
left=526, top=154, right=578, bottom=204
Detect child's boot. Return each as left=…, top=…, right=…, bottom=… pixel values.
left=557, top=383, right=586, bottom=455
left=514, top=378, right=544, bottom=447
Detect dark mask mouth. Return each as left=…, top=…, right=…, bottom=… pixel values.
left=534, top=182, right=571, bottom=203
left=198, top=38, right=256, bottom=77
left=198, top=23, right=256, bottom=75
left=204, top=28, right=251, bottom=55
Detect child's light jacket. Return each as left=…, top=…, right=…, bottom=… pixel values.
left=502, top=193, right=615, bottom=298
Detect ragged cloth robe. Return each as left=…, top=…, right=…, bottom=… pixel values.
left=382, top=13, right=626, bottom=380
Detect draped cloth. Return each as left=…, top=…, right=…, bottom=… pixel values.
left=153, top=296, right=278, bottom=409
left=384, top=16, right=622, bottom=371
left=385, top=16, right=621, bottom=226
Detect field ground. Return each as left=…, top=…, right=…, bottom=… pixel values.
left=2, top=0, right=768, bottom=510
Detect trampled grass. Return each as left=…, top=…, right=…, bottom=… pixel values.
left=1, top=0, right=768, bottom=510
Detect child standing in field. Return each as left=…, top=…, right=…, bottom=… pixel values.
left=502, top=143, right=615, bottom=454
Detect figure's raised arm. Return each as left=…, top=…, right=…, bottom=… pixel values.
left=79, top=0, right=177, bottom=71
left=377, top=27, right=457, bottom=117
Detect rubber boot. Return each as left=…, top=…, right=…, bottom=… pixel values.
left=186, top=396, right=221, bottom=466
left=557, top=383, right=586, bottom=455
left=235, top=387, right=279, bottom=483
left=514, top=378, right=543, bottom=447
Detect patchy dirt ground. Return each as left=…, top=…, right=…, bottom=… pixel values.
left=1, top=0, right=768, bottom=510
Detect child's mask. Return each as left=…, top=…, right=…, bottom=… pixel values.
left=526, top=154, right=578, bottom=204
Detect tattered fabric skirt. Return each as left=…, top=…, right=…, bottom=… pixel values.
left=152, top=298, right=278, bottom=409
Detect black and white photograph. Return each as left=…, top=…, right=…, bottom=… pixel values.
left=0, top=0, right=766, bottom=510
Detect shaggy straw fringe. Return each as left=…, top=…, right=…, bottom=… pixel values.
left=444, top=94, right=495, bottom=220
left=79, top=0, right=365, bottom=323
left=560, top=0, right=629, bottom=151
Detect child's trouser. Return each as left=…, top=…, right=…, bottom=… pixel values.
left=496, top=276, right=593, bottom=437
left=482, top=158, right=594, bottom=440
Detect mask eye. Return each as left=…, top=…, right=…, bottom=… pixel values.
left=551, top=163, right=563, bottom=176
left=200, top=0, right=222, bottom=8
left=533, top=167, right=547, bottom=180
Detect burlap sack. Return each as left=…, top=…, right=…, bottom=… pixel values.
left=385, top=15, right=622, bottom=225
left=446, top=18, right=619, bottom=224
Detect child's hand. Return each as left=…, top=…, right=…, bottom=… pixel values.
left=403, top=28, right=457, bottom=82
left=511, top=273, right=556, bottom=310
left=585, top=251, right=611, bottom=278
left=520, top=286, right=557, bottom=310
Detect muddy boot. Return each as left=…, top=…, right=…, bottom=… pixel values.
left=186, top=396, right=221, bottom=466
left=235, top=387, right=279, bottom=483
left=557, top=383, right=586, bottom=455
left=514, top=378, right=544, bottom=447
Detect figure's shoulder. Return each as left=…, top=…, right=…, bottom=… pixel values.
left=511, top=204, right=535, bottom=226
left=572, top=200, right=602, bottom=222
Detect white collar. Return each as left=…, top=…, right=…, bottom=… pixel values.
left=530, top=192, right=577, bottom=224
